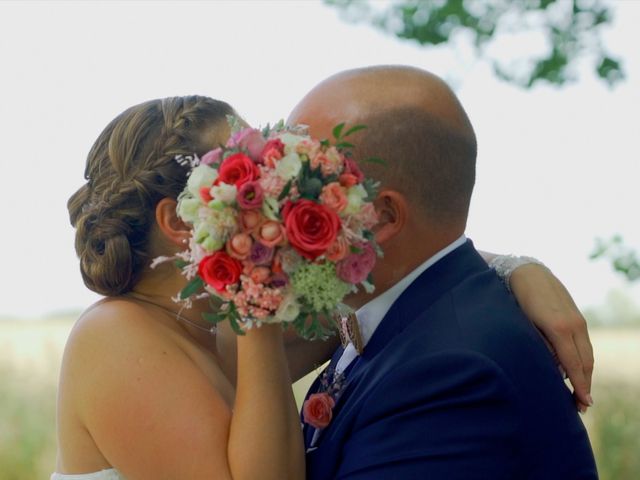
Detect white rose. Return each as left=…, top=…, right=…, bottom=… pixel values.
left=177, top=197, right=201, bottom=223
left=344, top=184, right=368, bottom=215
left=278, top=133, right=306, bottom=154
left=187, top=164, right=218, bottom=197
left=210, top=182, right=237, bottom=204
left=275, top=293, right=301, bottom=322
left=275, top=152, right=302, bottom=180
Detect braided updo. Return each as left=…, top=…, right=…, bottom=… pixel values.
left=68, top=96, right=234, bottom=296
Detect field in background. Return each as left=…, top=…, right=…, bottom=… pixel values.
left=1, top=318, right=639, bottom=479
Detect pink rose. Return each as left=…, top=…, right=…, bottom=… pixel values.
left=260, top=138, right=285, bottom=168
left=237, top=181, right=264, bottom=210
left=201, top=147, right=223, bottom=166
left=258, top=220, right=286, bottom=248
left=336, top=242, right=377, bottom=284
left=303, top=393, right=335, bottom=429
left=226, top=233, right=253, bottom=260
left=250, top=266, right=271, bottom=284
left=319, top=182, right=348, bottom=213
left=228, top=128, right=267, bottom=162
left=240, top=209, right=264, bottom=233
left=339, top=173, right=359, bottom=188
left=325, top=235, right=349, bottom=262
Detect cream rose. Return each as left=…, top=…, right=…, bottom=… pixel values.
left=187, top=164, right=218, bottom=197
left=275, top=152, right=302, bottom=180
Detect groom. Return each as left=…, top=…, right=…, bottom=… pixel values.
left=288, top=66, right=598, bottom=479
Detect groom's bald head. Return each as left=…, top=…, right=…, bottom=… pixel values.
left=288, top=65, right=476, bottom=227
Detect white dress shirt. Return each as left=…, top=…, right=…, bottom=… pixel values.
left=334, top=234, right=468, bottom=375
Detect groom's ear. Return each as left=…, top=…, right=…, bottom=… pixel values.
left=373, top=190, right=408, bottom=244
left=155, top=198, right=191, bottom=247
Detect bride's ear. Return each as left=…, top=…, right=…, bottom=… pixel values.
left=155, top=198, right=191, bottom=247
left=373, top=190, right=408, bottom=244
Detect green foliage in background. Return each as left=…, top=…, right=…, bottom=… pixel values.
left=326, top=0, right=624, bottom=88
left=0, top=362, right=57, bottom=480
left=591, top=236, right=640, bottom=283
left=587, top=382, right=640, bottom=479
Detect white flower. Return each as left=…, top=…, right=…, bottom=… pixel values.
left=262, top=196, right=280, bottom=221
left=275, top=152, right=302, bottom=180
left=344, top=184, right=368, bottom=215
left=278, top=132, right=307, bottom=154
left=187, top=164, right=218, bottom=197
left=210, top=182, right=237, bottom=204
left=275, top=293, right=301, bottom=322
left=176, top=197, right=201, bottom=223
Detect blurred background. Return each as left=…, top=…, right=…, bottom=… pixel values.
left=0, top=0, right=638, bottom=478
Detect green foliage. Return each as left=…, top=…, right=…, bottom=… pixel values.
left=0, top=363, right=57, bottom=480
left=591, top=236, right=640, bottom=282
left=326, top=0, right=624, bottom=88
left=587, top=382, right=640, bottom=479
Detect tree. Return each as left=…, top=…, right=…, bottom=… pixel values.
left=591, top=236, right=640, bottom=283
left=326, top=0, right=624, bottom=88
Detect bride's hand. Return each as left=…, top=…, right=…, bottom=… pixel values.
left=510, top=264, right=594, bottom=413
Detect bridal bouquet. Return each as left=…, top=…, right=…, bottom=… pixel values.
left=157, top=118, right=382, bottom=339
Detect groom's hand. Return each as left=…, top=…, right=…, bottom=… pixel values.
left=509, top=264, right=594, bottom=413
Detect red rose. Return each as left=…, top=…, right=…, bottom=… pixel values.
left=283, top=200, right=340, bottom=260
left=216, top=153, right=259, bottom=188
left=198, top=251, right=243, bottom=293
left=302, top=393, right=336, bottom=429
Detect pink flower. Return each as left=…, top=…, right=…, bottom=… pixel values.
left=303, top=393, right=336, bottom=429
left=259, top=168, right=288, bottom=198
left=226, top=233, right=253, bottom=260
left=296, top=138, right=321, bottom=158
left=326, top=235, right=349, bottom=262
left=354, top=202, right=379, bottom=230
left=258, top=221, right=286, bottom=248
left=250, top=266, right=271, bottom=284
left=319, top=182, right=348, bottom=213
left=228, top=128, right=267, bottom=162
left=343, top=157, right=365, bottom=183
left=311, top=146, right=343, bottom=176
left=200, top=148, right=223, bottom=166
left=249, top=241, right=274, bottom=266
left=260, top=138, right=285, bottom=168
left=336, top=242, right=376, bottom=284
left=237, top=181, right=264, bottom=210
left=240, top=209, right=264, bottom=233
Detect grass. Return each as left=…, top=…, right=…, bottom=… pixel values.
left=1, top=319, right=638, bottom=479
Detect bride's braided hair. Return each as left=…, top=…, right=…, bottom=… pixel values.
left=68, top=96, right=234, bottom=296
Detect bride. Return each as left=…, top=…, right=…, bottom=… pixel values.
left=54, top=95, right=593, bottom=479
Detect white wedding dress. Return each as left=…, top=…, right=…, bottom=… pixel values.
left=51, top=469, right=124, bottom=479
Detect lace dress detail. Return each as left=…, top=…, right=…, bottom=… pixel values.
left=51, top=469, right=124, bottom=480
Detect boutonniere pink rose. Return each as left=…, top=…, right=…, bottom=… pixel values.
left=303, top=392, right=336, bottom=429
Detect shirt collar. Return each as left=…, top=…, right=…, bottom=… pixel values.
left=355, top=234, right=467, bottom=349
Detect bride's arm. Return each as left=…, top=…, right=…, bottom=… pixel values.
left=70, top=303, right=304, bottom=479
left=282, top=250, right=594, bottom=412
left=229, top=324, right=305, bottom=479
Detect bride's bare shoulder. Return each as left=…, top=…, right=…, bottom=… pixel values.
left=61, top=298, right=189, bottom=383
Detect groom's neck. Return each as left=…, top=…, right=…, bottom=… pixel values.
left=347, top=226, right=465, bottom=310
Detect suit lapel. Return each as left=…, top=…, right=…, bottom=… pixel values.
left=309, top=240, right=490, bottom=448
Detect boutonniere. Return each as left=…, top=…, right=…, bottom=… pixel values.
left=302, top=368, right=347, bottom=430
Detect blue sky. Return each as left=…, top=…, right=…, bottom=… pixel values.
left=0, top=0, right=638, bottom=318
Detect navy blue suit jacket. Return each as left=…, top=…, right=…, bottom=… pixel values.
left=303, top=240, right=597, bottom=479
